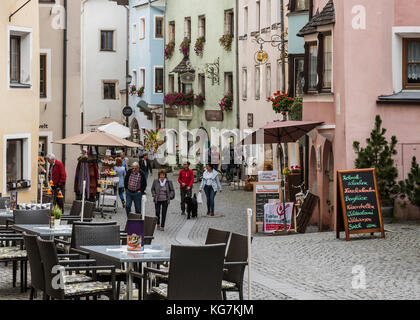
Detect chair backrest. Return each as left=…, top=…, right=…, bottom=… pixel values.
left=69, top=221, right=117, bottom=249
left=23, top=232, right=45, bottom=292
left=68, top=200, right=82, bottom=216
left=167, top=244, right=226, bottom=300
left=205, top=228, right=231, bottom=246
left=13, top=209, right=51, bottom=225
left=224, top=233, right=252, bottom=285
left=72, top=223, right=120, bottom=267
left=0, top=197, right=10, bottom=210
left=36, top=237, right=64, bottom=300
left=144, top=216, right=157, bottom=245
left=82, top=201, right=96, bottom=219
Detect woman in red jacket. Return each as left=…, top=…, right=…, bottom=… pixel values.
left=178, top=161, right=194, bottom=215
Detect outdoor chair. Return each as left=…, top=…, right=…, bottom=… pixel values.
left=8, top=209, right=51, bottom=228
left=140, top=244, right=226, bottom=300
left=23, top=232, right=92, bottom=300
left=36, top=237, right=116, bottom=300
left=0, top=197, right=10, bottom=210
left=120, top=215, right=157, bottom=245
left=61, top=200, right=96, bottom=224
left=0, top=233, right=27, bottom=292
left=221, top=232, right=252, bottom=300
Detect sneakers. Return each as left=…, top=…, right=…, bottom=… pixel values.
left=121, top=200, right=125, bottom=208
left=210, top=212, right=214, bottom=216
left=181, top=212, right=185, bottom=215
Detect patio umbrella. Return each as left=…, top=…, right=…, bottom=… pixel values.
left=88, top=117, right=123, bottom=127
left=241, top=120, right=324, bottom=233
left=53, top=131, right=141, bottom=148
left=98, top=121, right=131, bottom=139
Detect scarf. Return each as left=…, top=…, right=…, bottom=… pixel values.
left=159, top=178, right=167, bottom=187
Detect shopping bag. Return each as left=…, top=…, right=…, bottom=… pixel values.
left=196, top=192, right=203, bottom=204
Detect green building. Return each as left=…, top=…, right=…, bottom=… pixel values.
left=164, top=0, right=238, bottom=166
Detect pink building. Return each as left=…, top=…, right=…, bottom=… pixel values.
left=299, top=0, right=420, bottom=230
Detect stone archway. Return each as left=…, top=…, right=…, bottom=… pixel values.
left=322, top=140, right=334, bottom=230
left=309, top=145, right=317, bottom=195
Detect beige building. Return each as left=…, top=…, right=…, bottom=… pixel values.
left=38, top=0, right=82, bottom=203
left=0, top=0, right=40, bottom=202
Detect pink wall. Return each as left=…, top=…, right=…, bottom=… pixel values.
left=395, top=0, right=420, bottom=26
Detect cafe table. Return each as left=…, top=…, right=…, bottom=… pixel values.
left=12, top=224, right=73, bottom=238
left=80, top=245, right=171, bottom=300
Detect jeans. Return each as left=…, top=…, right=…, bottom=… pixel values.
left=180, top=188, right=192, bottom=213
left=125, top=190, right=142, bottom=216
left=118, top=187, right=125, bottom=202
left=143, top=171, right=149, bottom=183
left=155, top=201, right=168, bottom=227
left=203, top=185, right=217, bottom=214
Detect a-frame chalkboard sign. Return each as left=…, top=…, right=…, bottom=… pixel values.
left=336, top=168, right=385, bottom=241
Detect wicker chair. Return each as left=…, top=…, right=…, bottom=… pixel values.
left=120, top=215, right=157, bottom=245
left=23, top=232, right=92, bottom=300
left=12, top=209, right=51, bottom=225
left=61, top=201, right=96, bottom=224
left=205, top=228, right=231, bottom=245
left=221, top=232, right=252, bottom=300
left=141, top=244, right=226, bottom=300
left=0, top=233, right=27, bottom=292
left=36, top=237, right=116, bottom=300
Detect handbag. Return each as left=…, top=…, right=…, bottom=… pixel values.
left=196, top=192, right=203, bottom=204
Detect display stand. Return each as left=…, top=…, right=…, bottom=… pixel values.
left=252, top=181, right=282, bottom=233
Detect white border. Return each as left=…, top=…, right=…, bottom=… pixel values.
left=153, top=65, right=164, bottom=94
left=153, top=15, right=164, bottom=40
left=139, top=16, right=146, bottom=40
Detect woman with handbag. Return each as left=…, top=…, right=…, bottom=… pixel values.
left=199, top=164, right=222, bottom=216
left=151, top=169, right=175, bottom=231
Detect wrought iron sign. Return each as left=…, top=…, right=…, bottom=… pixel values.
left=204, top=57, right=220, bottom=86
left=252, top=31, right=288, bottom=65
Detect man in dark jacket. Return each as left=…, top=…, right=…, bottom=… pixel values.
left=124, top=162, right=147, bottom=216
left=139, top=153, right=153, bottom=182
left=46, top=153, right=66, bottom=211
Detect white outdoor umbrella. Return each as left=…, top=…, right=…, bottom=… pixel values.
left=97, top=121, right=131, bottom=139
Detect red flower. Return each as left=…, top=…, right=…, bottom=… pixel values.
left=288, top=98, right=292, bottom=101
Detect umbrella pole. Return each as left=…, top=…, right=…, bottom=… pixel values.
left=279, top=144, right=287, bottom=231
left=247, top=208, right=252, bottom=300
left=81, top=180, right=86, bottom=221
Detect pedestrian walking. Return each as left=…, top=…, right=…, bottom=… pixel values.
left=199, top=164, right=222, bottom=216
left=151, top=169, right=175, bottom=231
left=46, top=153, right=67, bottom=212
left=114, top=158, right=126, bottom=208
left=178, top=161, right=194, bottom=215
left=120, top=151, right=129, bottom=171
left=124, top=162, right=147, bottom=216
left=139, top=152, right=153, bottom=182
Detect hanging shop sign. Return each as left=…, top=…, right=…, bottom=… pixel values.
left=122, top=106, right=133, bottom=117
left=180, top=72, right=195, bottom=83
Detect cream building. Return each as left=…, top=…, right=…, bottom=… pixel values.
left=0, top=0, right=40, bottom=202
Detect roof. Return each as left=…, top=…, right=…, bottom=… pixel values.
left=171, top=56, right=195, bottom=74
left=298, top=0, right=335, bottom=37
left=377, top=91, right=420, bottom=104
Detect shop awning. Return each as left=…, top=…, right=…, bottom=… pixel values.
left=137, top=100, right=152, bottom=115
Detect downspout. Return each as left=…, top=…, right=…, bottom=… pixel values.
left=62, top=0, right=68, bottom=166
left=235, top=0, right=240, bottom=130
left=280, top=0, right=288, bottom=168
left=162, top=1, right=166, bottom=129
left=125, top=4, right=130, bottom=127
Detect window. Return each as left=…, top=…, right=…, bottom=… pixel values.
left=255, top=65, right=261, bottom=100
left=293, top=0, right=310, bottom=11
left=225, top=10, right=234, bottom=36
left=101, top=31, right=114, bottom=51
left=169, top=21, right=175, bottom=42
left=132, top=70, right=137, bottom=88
left=155, top=17, right=164, bottom=39
left=139, top=18, right=145, bottom=40
left=169, top=74, right=175, bottom=92
left=139, top=69, right=145, bottom=88
left=198, top=15, right=206, bottom=39
left=225, top=72, right=233, bottom=95
left=266, top=64, right=271, bottom=98
left=308, top=42, right=318, bottom=91
left=6, top=139, right=23, bottom=184
left=40, top=54, right=47, bottom=98
left=243, top=6, right=248, bottom=35
left=182, top=83, right=193, bottom=93
left=403, top=38, right=420, bottom=89
left=184, top=17, right=191, bottom=39
left=10, top=36, right=21, bottom=83
left=103, top=82, right=117, bottom=100
left=323, top=34, right=332, bottom=89
left=198, top=73, right=206, bottom=97
left=266, top=0, right=271, bottom=27
left=155, top=68, right=164, bottom=93
left=292, top=56, right=305, bottom=97
left=132, top=24, right=137, bottom=43
left=242, top=68, right=248, bottom=99
left=256, top=1, right=261, bottom=32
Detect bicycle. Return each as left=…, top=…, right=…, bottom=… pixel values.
left=292, top=182, right=309, bottom=217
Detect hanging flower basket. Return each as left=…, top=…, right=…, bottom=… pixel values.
left=129, top=84, right=137, bottom=96
left=179, top=37, right=191, bottom=57
left=290, top=165, right=301, bottom=174
left=164, top=92, right=195, bottom=107
left=219, top=95, right=233, bottom=112
left=155, top=85, right=163, bottom=93
left=219, top=34, right=233, bottom=52
left=164, top=41, right=175, bottom=60
left=194, top=94, right=205, bottom=107
left=137, top=86, right=144, bottom=98
left=194, top=37, right=205, bottom=56
left=267, top=91, right=295, bottom=114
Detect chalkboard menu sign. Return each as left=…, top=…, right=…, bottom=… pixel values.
left=337, top=169, right=385, bottom=241
left=252, top=182, right=281, bottom=233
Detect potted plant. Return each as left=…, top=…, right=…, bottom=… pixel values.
left=52, top=204, right=62, bottom=228
left=219, top=95, right=233, bottom=112
left=164, top=41, right=175, bottom=60
left=137, top=86, right=145, bottom=98
left=194, top=94, right=205, bottom=107
left=155, top=85, right=163, bottom=93
left=194, top=37, right=205, bottom=56
left=282, top=167, right=291, bottom=176
left=219, top=34, right=233, bottom=51
left=267, top=91, right=295, bottom=120
left=179, top=37, right=191, bottom=57
left=290, top=165, right=301, bottom=175
left=129, top=84, right=137, bottom=95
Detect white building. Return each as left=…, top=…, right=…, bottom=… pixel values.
left=81, top=0, right=128, bottom=132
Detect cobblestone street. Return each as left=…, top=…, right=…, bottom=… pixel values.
left=1, top=173, right=419, bottom=300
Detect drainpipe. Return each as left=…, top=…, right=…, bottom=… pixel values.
left=162, top=1, right=166, bottom=129
left=280, top=0, right=288, bottom=168
left=62, top=0, right=68, bottom=166
left=235, top=0, right=240, bottom=131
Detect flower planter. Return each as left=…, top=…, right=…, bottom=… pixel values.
left=244, top=182, right=253, bottom=192
left=54, top=219, right=61, bottom=228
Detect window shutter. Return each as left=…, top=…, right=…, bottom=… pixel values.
left=317, top=33, right=324, bottom=92
left=303, top=42, right=309, bottom=94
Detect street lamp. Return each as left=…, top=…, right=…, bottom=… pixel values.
left=125, top=71, right=133, bottom=127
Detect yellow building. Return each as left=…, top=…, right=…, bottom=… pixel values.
left=0, top=0, right=40, bottom=203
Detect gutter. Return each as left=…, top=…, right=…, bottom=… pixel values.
left=62, top=0, right=68, bottom=166
left=235, top=0, right=240, bottom=130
